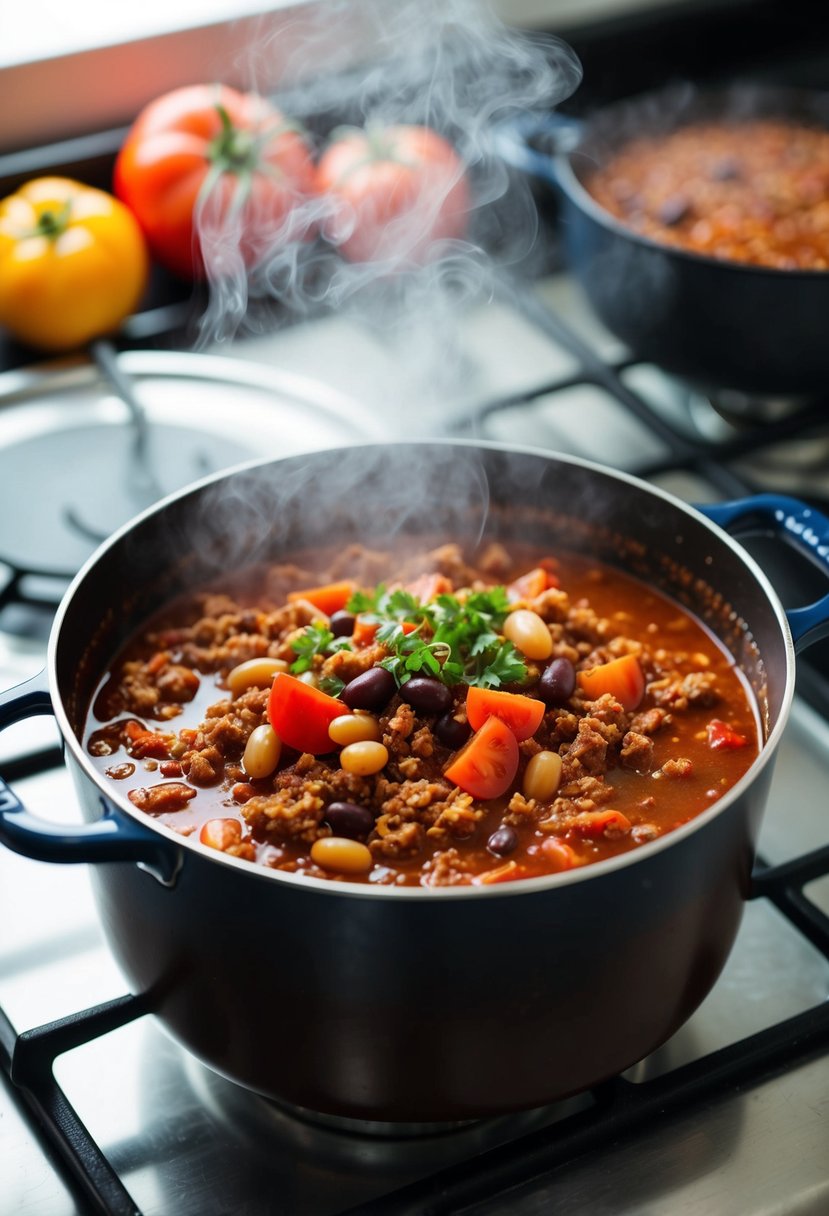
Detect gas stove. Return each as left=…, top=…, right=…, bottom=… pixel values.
left=1, top=268, right=828, bottom=1216
left=2, top=2, right=829, bottom=1211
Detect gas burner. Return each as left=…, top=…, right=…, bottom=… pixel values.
left=0, top=349, right=384, bottom=580
left=698, top=386, right=818, bottom=428
left=178, top=1049, right=590, bottom=1211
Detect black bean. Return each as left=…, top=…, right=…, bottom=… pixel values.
left=487, top=825, right=518, bottom=857
left=657, top=195, right=690, bottom=226
left=399, top=676, right=452, bottom=715
left=711, top=156, right=741, bottom=182
left=341, top=666, right=396, bottom=711
left=435, top=714, right=471, bottom=750
left=324, top=801, right=375, bottom=840
left=329, top=610, right=356, bottom=638
left=538, top=657, right=576, bottom=706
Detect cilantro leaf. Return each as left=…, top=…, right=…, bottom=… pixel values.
left=290, top=624, right=351, bottom=674
left=358, top=577, right=528, bottom=690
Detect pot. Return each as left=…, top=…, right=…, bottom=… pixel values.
left=1, top=442, right=828, bottom=1123
left=496, top=86, right=829, bottom=396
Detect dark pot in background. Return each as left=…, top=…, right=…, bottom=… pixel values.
left=497, top=86, right=829, bottom=396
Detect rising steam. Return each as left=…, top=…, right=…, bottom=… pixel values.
left=195, top=0, right=581, bottom=407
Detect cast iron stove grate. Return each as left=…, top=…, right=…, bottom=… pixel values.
left=0, top=841, right=826, bottom=1216
left=2, top=287, right=829, bottom=1215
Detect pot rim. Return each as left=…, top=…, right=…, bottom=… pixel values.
left=50, top=438, right=796, bottom=900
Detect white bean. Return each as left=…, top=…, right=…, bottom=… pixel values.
left=243, top=724, right=282, bottom=779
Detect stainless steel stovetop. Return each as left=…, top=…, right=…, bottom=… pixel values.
left=1, top=273, right=828, bottom=1215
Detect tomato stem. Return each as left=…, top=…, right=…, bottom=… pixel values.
left=210, top=104, right=259, bottom=172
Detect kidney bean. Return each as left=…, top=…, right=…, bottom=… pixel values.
left=330, top=610, right=356, bottom=638
left=487, top=825, right=518, bottom=857
left=538, top=657, right=576, bottom=706
left=341, top=666, right=396, bottom=710
left=657, top=194, right=690, bottom=226
left=324, top=801, right=375, bottom=840
left=435, top=713, right=471, bottom=749
left=399, top=677, right=452, bottom=715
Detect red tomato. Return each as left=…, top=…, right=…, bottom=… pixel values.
left=315, top=124, right=469, bottom=264
left=403, top=572, right=453, bottom=602
left=267, top=672, right=345, bottom=755
left=707, top=719, right=749, bottom=750
left=114, top=84, right=317, bottom=280
left=444, top=715, right=519, bottom=801
left=506, top=567, right=557, bottom=603
left=465, top=686, right=545, bottom=743
left=577, top=654, right=645, bottom=712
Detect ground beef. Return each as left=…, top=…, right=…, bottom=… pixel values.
left=128, top=782, right=196, bottom=813
left=531, top=588, right=571, bottom=623
left=661, top=757, right=694, bottom=778
left=242, top=785, right=327, bottom=844
left=421, top=847, right=476, bottom=886
left=321, top=643, right=387, bottom=683
left=629, top=706, right=671, bottom=736
left=155, top=664, right=201, bottom=703
left=183, top=746, right=225, bottom=786
left=503, top=791, right=538, bottom=826
left=383, top=701, right=416, bottom=752
left=370, top=820, right=426, bottom=860
left=562, top=718, right=611, bottom=776
left=620, top=731, right=655, bottom=772
left=650, top=671, right=719, bottom=710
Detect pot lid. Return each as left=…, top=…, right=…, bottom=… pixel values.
left=0, top=348, right=385, bottom=580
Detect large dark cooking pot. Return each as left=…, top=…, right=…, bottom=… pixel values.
left=1, top=441, right=828, bottom=1123
left=496, top=86, right=829, bottom=395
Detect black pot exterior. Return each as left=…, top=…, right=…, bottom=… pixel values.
left=71, top=755, right=769, bottom=1121
left=541, top=86, right=829, bottom=396
left=557, top=185, right=828, bottom=396
left=53, top=444, right=793, bottom=1120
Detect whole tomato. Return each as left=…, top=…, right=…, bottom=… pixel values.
left=0, top=176, right=148, bottom=351
left=315, top=124, right=469, bottom=264
left=114, top=84, right=317, bottom=280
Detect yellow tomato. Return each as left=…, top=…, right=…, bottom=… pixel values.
left=0, top=176, right=148, bottom=351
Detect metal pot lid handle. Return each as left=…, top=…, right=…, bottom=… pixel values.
left=0, top=671, right=181, bottom=885
left=699, top=494, right=829, bottom=652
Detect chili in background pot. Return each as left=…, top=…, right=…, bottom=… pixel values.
left=0, top=441, right=828, bottom=1123
left=495, top=85, right=829, bottom=396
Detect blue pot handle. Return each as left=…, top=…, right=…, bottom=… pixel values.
left=492, top=111, right=583, bottom=189
left=699, top=494, right=829, bottom=651
left=0, top=671, right=181, bottom=884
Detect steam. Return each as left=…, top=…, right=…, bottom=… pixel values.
left=195, top=0, right=581, bottom=410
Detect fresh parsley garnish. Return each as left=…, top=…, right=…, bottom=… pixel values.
left=290, top=624, right=351, bottom=674
left=354, top=582, right=528, bottom=689
left=347, top=585, right=426, bottom=624
left=318, top=674, right=346, bottom=697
